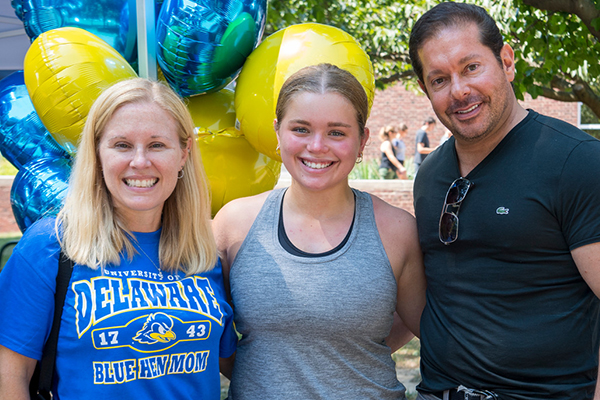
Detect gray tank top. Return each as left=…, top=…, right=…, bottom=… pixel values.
left=228, top=188, right=407, bottom=399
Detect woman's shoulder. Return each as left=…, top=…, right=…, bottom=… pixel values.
left=215, top=191, right=272, bottom=221
left=213, top=191, right=273, bottom=241
left=17, top=217, right=60, bottom=250
left=4, top=217, right=61, bottom=282
left=368, top=193, right=416, bottom=237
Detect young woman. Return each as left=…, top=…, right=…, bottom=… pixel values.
left=392, top=123, right=409, bottom=169
left=379, top=125, right=408, bottom=179
left=0, top=78, right=237, bottom=399
left=214, top=63, right=426, bottom=399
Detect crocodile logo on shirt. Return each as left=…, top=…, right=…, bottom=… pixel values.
left=496, top=207, right=509, bottom=215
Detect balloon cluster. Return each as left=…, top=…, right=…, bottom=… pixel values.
left=1, top=0, right=374, bottom=231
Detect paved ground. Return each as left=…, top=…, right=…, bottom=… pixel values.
left=397, top=366, right=421, bottom=398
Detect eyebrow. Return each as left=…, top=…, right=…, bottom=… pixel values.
left=105, top=134, right=167, bottom=140
left=288, top=119, right=352, bottom=128
left=425, top=53, right=481, bottom=81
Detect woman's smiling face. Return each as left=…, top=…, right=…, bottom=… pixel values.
left=98, top=101, right=189, bottom=232
left=276, top=91, right=368, bottom=192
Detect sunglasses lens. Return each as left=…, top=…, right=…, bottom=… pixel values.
left=439, top=212, right=458, bottom=243
left=446, top=179, right=471, bottom=204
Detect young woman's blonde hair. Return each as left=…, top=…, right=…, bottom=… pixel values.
left=57, top=77, right=217, bottom=274
left=378, top=125, right=396, bottom=141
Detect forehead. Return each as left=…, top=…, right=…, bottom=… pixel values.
left=101, top=102, right=180, bottom=138
left=285, top=91, right=356, bottom=119
left=419, top=23, right=487, bottom=72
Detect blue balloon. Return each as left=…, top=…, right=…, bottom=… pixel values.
left=11, top=0, right=25, bottom=20
left=11, top=156, right=72, bottom=232
left=16, top=0, right=138, bottom=62
left=0, top=71, right=68, bottom=170
left=156, top=0, right=266, bottom=96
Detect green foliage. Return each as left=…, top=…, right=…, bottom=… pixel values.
left=349, top=158, right=380, bottom=180
left=0, top=156, right=17, bottom=176
left=506, top=0, right=600, bottom=117
left=266, top=0, right=436, bottom=88
left=0, top=235, right=20, bottom=271
left=266, top=0, right=600, bottom=119
left=348, top=156, right=415, bottom=180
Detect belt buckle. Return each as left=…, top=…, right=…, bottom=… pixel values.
left=456, top=385, right=498, bottom=400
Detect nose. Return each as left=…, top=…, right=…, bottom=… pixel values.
left=450, top=75, right=471, bottom=99
left=307, top=133, right=328, bottom=153
left=130, top=147, right=151, bottom=168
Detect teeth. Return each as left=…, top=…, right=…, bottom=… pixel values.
left=303, top=160, right=333, bottom=169
left=125, top=179, right=158, bottom=188
left=457, top=104, right=479, bottom=114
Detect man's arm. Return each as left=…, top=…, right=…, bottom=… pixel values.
left=571, top=242, right=600, bottom=399
left=417, top=142, right=436, bottom=155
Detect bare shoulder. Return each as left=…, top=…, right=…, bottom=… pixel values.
left=213, top=191, right=272, bottom=280
left=212, top=191, right=271, bottom=244
left=369, top=193, right=417, bottom=240
left=369, top=193, right=421, bottom=273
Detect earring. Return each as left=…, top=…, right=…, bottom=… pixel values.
left=177, top=168, right=184, bottom=179
left=275, top=144, right=281, bottom=156
left=356, top=152, right=363, bottom=164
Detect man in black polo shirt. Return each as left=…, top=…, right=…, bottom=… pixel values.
left=409, top=3, right=600, bottom=400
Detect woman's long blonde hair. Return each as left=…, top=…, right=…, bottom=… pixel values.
left=57, top=78, right=217, bottom=274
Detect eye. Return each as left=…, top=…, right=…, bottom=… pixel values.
left=114, top=142, right=131, bottom=149
left=149, top=142, right=166, bottom=149
left=292, top=126, right=309, bottom=134
left=329, top=130, right=345, bottom=137
left=431, top=77, right=445, bottom=87
left=466, top=63, right=479, bottom=72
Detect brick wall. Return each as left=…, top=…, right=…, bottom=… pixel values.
left=276, top=177, right=415, bottom=215
left=0, top=178, right=19, bottom=234
left=364, top=83, right=579, bottom=165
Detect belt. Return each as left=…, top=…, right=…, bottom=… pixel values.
left=431, top=386, right=498, bottom=400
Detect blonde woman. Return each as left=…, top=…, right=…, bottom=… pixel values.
left=379, top=125, right=407, bottom=179
left=0, top=78, right=236, bottom=399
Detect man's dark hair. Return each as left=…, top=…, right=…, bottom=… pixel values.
left=408, top=2, right=504, bottom=84
left=424, top=117, right=436, bottom=125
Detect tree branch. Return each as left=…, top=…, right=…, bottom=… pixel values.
left=377, top=70, right=415, bottom=85
left=537, top=84, right=579, bottom=102
left=572, top=79, right=600, bottom=118
left=522, top=0, right=600, bottom=39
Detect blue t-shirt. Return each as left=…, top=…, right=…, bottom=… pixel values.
left=414, top=128, right=430, bottom=165
left=0, top=218, right=237, bottom=400
left=391, top=138, right=406, bottom=162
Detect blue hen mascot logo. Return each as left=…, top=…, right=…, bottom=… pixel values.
left=133, top=313, right=177, bottom=344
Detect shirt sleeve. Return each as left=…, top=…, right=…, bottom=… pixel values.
left=0, top=218, right=60, bottom=360
left=219, top=303, right=238, bottom=358
left=558, top=139, right=600, bottom=250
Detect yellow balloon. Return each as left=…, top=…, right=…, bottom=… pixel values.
left=234, top=23, right=375, bottom=161
left=187, top=87, right=241, bottom=137
left=24, top=27, right=137, bottom=155
left=188, top=90, right=281, bottom=216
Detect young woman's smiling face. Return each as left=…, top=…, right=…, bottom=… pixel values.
left=276, top=91, right=368, bottom=192
left=98, top=101, right=190, bottom=232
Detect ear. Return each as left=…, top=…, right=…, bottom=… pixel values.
left=418, top=80, right=430, bottom=99
left=500, top=43, right=516, bottom=82
left=181, top=137, right=192, bottom=167
left=360, top=127, right=370, bottom=152
left=274, top=119, right=281, bottom=144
